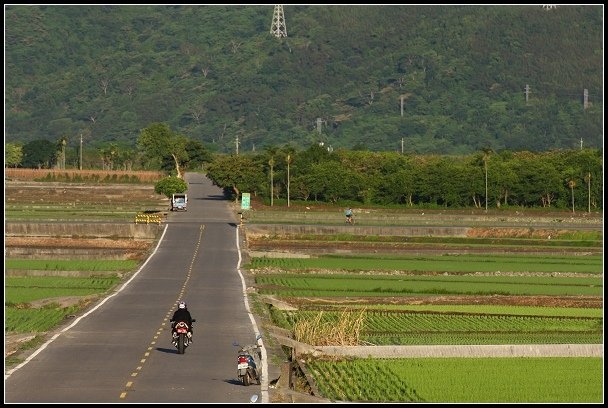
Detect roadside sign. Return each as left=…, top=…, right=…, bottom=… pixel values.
left=241, top=193, right=250, bottom=210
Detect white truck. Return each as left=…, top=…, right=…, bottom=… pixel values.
left=171, top=193, right=187, bottom=211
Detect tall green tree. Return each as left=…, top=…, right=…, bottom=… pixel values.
left=21, top=139, right=56, bottom=168
left=183, top=139, right=213, bottom=171
left=137, top=123, right=188, bottom=178
left=205, top=154, right=266, bottom=201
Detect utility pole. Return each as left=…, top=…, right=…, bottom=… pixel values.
left=236, top=136, right=239, bottom=155
left=580, top=138, right=583, bottom=150
left=286, top=154, right=291, bottom=208
left=400, top=95, right=405, bottom=117
left=482, top=148, right=492, bottom=214
left=59, top=137, right=66, bottom=170
left=586, top=172, right=591, bottom=213
left=485, top=162, right=488, bottom=213
left=269, top=157, right=275, bottom=207
left=79, top=133, right=83, bottom=170
left=401, top=138, right=404, bottom=154
left=524, top=84, right=530, bottom=104
left=270, top=5, right=287, bottom=38
left=583, top=88, right=589, bottom=110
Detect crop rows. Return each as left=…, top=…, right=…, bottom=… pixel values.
left=256, top=274, right=603, bottom=297
left=307, top=357, right=603, bottom=402
left=5, top=276, right=121, bottom=305
left=310, top=359, right=417, bottom=402
left=6, top=260, right=139, bottom=271
left=272, top=232, right=603, bottom=247
left=5, top=306, right=84, bottom=332
left=248, top=253, right=602, bottom=274
left=364, top=332, right=602, bottom=345
left=272, top=309, right=602, bottom=345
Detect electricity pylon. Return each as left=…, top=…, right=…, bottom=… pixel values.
left=270, top=5, right=287, bottom=38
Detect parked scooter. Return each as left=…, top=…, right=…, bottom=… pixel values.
left=235, top=335, right=262, bottom=386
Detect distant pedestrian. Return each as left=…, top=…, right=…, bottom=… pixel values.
left=345, top=207, right=354, bottom=224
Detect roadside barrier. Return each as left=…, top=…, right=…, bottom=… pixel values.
left=135, top=213, right=162, bottom=224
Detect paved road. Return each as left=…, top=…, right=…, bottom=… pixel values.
left=5, top=173, right=267, bottom=403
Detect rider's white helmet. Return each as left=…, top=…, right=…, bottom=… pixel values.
left=178, top=301, right=187, bottom=309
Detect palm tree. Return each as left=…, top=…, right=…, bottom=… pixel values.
left=567, top=179, right=576, bottom=214
left=56, top=135, right=68, bottom=169
left=481, top=147, right=493, bottom=213
left=264, top=146, right=279, bottom=206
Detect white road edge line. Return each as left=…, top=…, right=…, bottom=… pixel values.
left=5, top=224, right=170, bottom=380
left=236, top=225, right=268, bottom=404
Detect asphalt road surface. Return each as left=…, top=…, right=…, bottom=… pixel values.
left=5, top=173, right=267, bottom=403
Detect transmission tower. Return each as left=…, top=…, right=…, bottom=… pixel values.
left=270, top=5, right=287, bottom=38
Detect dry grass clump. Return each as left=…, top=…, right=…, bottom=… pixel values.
left=293, top=308, right=366, bottom=346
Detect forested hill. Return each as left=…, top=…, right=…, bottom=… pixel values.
left=4, top=5, right=603, bottom=154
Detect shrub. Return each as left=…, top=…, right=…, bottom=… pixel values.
left=154, top=176, right=188, bottom=198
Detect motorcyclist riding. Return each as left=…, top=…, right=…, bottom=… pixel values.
left=171, top=301, right=194, bottom=340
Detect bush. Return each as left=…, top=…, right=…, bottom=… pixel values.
left=154, top=176, right=188, bottom=198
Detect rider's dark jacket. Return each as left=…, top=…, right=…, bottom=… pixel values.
left=171, top=308, right=193, bottom=330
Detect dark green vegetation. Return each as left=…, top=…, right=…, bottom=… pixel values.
left=5, top=5, right=602, bottom=157
left=205, top=147, right=603, bottom=210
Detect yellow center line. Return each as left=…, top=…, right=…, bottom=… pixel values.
left=119, top=224, right=205, bottom=400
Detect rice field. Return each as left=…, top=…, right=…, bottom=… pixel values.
left=307, top=357, right=603, bottom=403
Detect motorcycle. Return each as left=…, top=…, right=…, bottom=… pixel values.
left=236, top=336, right=262, bottom=386
left=171, top=318, right=195, bottom=354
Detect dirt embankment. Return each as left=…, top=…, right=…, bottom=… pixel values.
left=5, top=181, right=165, bottom=205
left=5, top=237, right=152, bottom=250
left=276, top=294, right=603, bottom=309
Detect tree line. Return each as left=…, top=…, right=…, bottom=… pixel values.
left=5, top=123, right=603, bottom=212
left=205, top=144, right=603, bottom=212
left=4, top=123, right=213, bottom=174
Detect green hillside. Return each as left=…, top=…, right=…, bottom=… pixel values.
left=4, top=5, right=603, bottom=154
